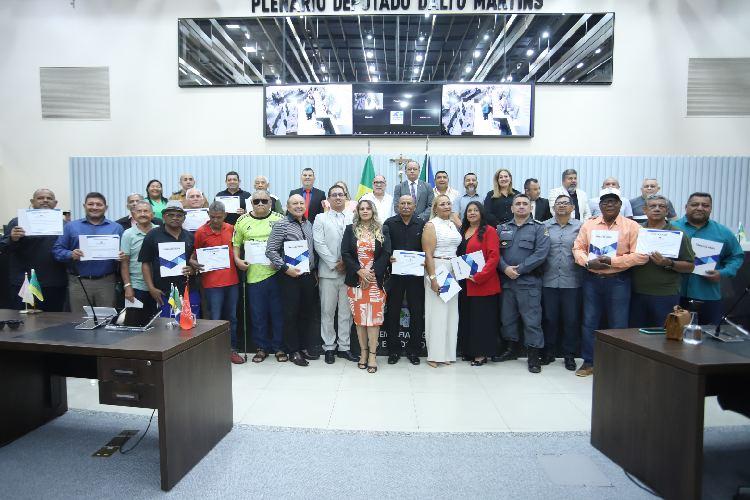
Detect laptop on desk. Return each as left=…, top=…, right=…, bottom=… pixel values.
left=105, top=309, right=161, bottom=332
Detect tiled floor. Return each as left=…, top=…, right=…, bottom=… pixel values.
left=67, top=355, right=749, bottom=432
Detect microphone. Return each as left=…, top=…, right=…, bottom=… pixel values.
left=74, top=275, right=107, bottom=330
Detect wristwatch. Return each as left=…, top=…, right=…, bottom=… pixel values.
left=428, top=275, right=437, bottom=280
left=664, top=259, right=674, bottom=271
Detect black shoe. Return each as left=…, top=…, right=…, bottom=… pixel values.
left=494, top=341, right=518, bottom=362
left=291, top=352, right=309, bottom=367
left=336, top=350, right=360, bottom=362
left=301, top=350, right=319, bottom=361
left=461, top=354, right=472, bottom=362
left=388, top=353, right=400, bottom=365
left=564, top=357, right=577, bottom=371
left=527, top=347, right=541, bottom=374
left=540, top=352, right=555, bottom=366
left=407, top=354, right=421, bottom=365
left=324, top=351, right=335, bottom=364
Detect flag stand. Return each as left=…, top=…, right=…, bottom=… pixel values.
left=19, top=271, right=42, bottom=314
left=19, top=302, right=41, bottom=314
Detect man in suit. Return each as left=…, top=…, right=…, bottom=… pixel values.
left=392, top=160, right=435, bottom=221
left=289, top=168, right=326, bottom=224
left=548, top=168, right=591, bottom=221
left=116, top=193, right=163, bottom=229
left=313, top=184, right=358, bottom=364
left=524, top=178, right=552, bottom=222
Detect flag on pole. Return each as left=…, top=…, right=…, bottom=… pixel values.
left=18, top=273, right=34, bottom=306
left=168, top=284, right=181, bottom=314
left=29, top=269, right=44, bottom=302
left=355, top=155, right=376, bottom=200
left=420, top=153, right=435, bottom=188
left=179, top=283, right=195, bottom=330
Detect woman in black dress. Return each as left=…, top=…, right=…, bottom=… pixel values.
left=483, top=168, right=519, bottom=226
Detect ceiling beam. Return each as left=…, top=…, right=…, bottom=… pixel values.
left=255, top=18, right=301, bottom=83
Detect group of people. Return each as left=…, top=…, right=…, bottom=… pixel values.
left=1, top=162, right=745, bottom=377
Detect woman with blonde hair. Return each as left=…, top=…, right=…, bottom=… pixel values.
left=422, top=194, right=462, bottom=367
left=342, top=199, right=391, bottom=373
left=483, top=168, right=519, bottom=226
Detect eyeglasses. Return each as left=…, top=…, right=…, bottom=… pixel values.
left=373, top=181, right=385, bottom=185
left=554, top=202, right=572, bottom=207
left=0, top=320, right=24, bottom=330
left=252, top=199, right=270, bottom=205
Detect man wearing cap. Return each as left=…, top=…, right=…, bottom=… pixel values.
left=572, top=188, right=648, bottom=377
left=138, top=200, right=201, bottom=318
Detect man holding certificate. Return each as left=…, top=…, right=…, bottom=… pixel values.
left=233, top=190, right=284, bottom=363
left=191, top=201, right=242, bottom=364
left=674, top=192, right=745, bottom=325
left=266, top=194, right=319, bottom=367
left=1, top=188, right=68, bottom=311
left=573, top=188, right=648, bottom=377
left=630, top=195, right=695, bottom=328
left=214, top=171, right=250, bottom=225
left=52, top=192, right=124, bottom=312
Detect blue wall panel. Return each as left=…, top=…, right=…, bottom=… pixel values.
left=70, top=154, right=749, bottom=230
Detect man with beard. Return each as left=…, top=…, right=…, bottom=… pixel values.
left=455, top=172, right=482, bottom=220
left=548, top=169, right=591, bottom=221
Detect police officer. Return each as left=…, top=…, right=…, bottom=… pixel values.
left=495, top=193, right=551, bottom=373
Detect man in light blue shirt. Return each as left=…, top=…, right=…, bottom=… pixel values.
left=455, top=172, right=482, bottom=220
left=120, top=201, right=157, bottom=313
left=673, top=192, right=744, bottom=324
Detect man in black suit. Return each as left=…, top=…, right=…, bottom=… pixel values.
left=116, top=193, right=162, bottom=229
left=392, top=160, right=435, bottom=221
left=289, top=168, right=326, bottom=224
left=524, top=178, right=552, bottom=222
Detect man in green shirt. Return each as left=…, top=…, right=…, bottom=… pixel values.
left=630, top=194, right=695, bottom=327
left=233, top=190, right=285, bottom=363
left=120, top=201, right=158, bottom=313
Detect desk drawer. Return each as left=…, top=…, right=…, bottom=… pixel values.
left=99, top=381, right=158, bottom=409
left=98, top=357, right=159, bottom=384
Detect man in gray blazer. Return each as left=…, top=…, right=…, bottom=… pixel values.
left=392, top=160, right=435, bottom=221
left=313, top=184, right=357, bottom=363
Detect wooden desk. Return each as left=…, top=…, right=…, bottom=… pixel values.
left=0, top=310, right=233, bottom=491
left=592, top=329, right=750, bottom=500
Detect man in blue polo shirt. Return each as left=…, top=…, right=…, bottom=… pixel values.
left=673, top=192, right=744, bottom=325
left=52, top=192, right=124, bottom=312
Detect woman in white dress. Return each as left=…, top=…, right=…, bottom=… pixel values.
left=422, top=194, right=462, bottom=368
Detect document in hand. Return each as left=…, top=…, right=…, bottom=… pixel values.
left=17, top=208, right=64, bottom=236
left=196, top=245, right=230, bottom=272
left=588, top=230, right=618, bottom=260
left=183, top=209, right=209, bottom=232
left=451, top=250, right=485, bottom=280
left=215, top=196, right=240, bottom=213
left=635, top=228, right=682, bottom=259
left=435, top=268, right=461, bottom=303
left=158, top=242, right=186, bottom=277
left=284, top=240, right=310, bottom=273
left=391, top=250, right=425, bottom=276
left=79, top=235, right=120, bottom=261
left=244, top=240, right=271, bottom=265
left=691, top=237, right=723, bottom=276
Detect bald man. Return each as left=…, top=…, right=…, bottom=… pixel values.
left=589, top=177, right=633, bottom=217
left=169, top=173, right=208, bottom=207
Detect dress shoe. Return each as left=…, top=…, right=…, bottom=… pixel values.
left=575, top=363, right=593, bottom=377
left=407, top=354, right=421, bottom=365
left=493, top=341, right=518, bottom=362
left=336, top=350, right=360, bottom=362
left=564, top=357, right=577, bottom=371
left=301, top=350, right=319, bottom=361
left=540, top=352, right=555, bottom=366
left=527, top=347, right=542, bottom=374
left=291, top=352, right=309, bottom=367
left=231, top=352, right=246, bottom=364
left=324, top=351, right=335, bottom=364
left=388, top=353, right=400, bottom=365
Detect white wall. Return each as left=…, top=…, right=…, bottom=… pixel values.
left=1, top=0, right=749, bottom=220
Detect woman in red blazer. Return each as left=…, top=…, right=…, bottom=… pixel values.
left=456, top=201, right=501, bottom=366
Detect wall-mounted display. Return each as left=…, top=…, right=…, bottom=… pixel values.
left=352, top=83, right=442, bottom=136
left=265, top=84, right=353, bottom=136
left=441, top=84, right=533, bottom=136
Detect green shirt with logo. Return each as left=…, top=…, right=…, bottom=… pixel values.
left=232, top=211, right=283, bottom=284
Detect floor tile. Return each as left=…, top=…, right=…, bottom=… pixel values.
left=704, top=396, right=750, bottom=427
left=413, top=392, right=508, bottom=432
left=241, top=389, right=336, bottom=428
left=329, top=391, right=417, bottom=431
left=492, top=394, right=589, bottom=432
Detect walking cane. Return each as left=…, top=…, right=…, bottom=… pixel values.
left=241, top=269, right=248, bottom=362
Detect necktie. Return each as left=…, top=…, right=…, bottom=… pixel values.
left=410, top=182, right=416, bottom=201
left=304, top=189, right=311, bottom=219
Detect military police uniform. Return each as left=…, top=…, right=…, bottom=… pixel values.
left=496, top=216, right=551, bottom=371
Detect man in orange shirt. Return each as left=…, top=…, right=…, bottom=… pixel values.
left=572, top=188, right=648, bottom=377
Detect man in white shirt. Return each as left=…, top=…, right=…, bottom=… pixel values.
left=313, top=184, right=357, bottom=364
left=589, top=177, right=633, bottom=218
left=548, top=168, right=591, bottom=221
left=360, top=174, right=393, bottom=221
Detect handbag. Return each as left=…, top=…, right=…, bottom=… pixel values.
left=664, top=305, right=691, bottom=341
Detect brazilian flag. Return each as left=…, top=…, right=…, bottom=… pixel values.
left=355, top=155, right=375, bottom=200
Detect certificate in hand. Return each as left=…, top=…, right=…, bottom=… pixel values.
left=183, top=209, right=209, bottom=232
left=691, top=237, right=723, bottom=276
left=17, top=208, right=63, bottom=236
left=635, top=228, right=682, bottom=258
left=215, top=196, right=240, bottom=213
left=158, top=242, right=186, bottom=277
left=588, top=230, right=618, bottom=260
left=451, top=250, right=485, bottom=280
left=435, top=268, right=461, bottom=303
left=79, top=234, right=120, bottom=261
left=391, top=250, right=425, bottom=276
left=284, top=240, right=310, bottom=273
left=196, top=245, right=230, bottom=272
left=244, top=241, right=271, bottom=265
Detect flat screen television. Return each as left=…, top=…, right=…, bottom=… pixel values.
left=264, top=84, right=353, bottom=136
left=441, top=83, right=534, bottom=137
left=352, top=83, right=442, bottom=136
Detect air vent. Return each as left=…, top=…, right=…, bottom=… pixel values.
left=687, top=58, right=750, bottom=116
left=40, top=66, right=110, bottom=119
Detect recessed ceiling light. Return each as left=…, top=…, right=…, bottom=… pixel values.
left=464, top=65, right=472, bottom=73
left=366, top=33, right=373, bottom=40
left=245, top=33, right=250, bottom=39
left=542, top=31, right=549, bottom=39
left=321, top=65, right=326, bottom=73
left=369, top=64, right=376, bottom=72
left=372, top=76, right=379, bottom=82
left=576, top=62, right=584, bottom=69
left=424, top=12, right=430, bottom=18
left=243, top=46, right=257, bottom=53
left=403, top=94, right=413, bottom=98
left=275, top=78, right=281, bottom=84
left=366, top=51, right=374, bottom=58
left=412, top=67, right=419, bottom=74
left=483, top=33, right=490, bottom=40
left=560, top=77, right=566, bottom=82
left=506, top=75, right=513, bottom=81
left=595, top=48, right=602, bottom=54
left=416, top=54, right=424, bottom=62
left=418, top=35, right=425, bottom=42
left=526, top=49, right=534, bottom=57
left=473, top=50, right=481, bottom=58
left=226, top=24, right=240, bottom=29
left=399, top=101, right=409, bottom=108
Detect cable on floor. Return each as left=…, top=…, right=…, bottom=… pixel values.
left=119, top=410, right=156, bottom=455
